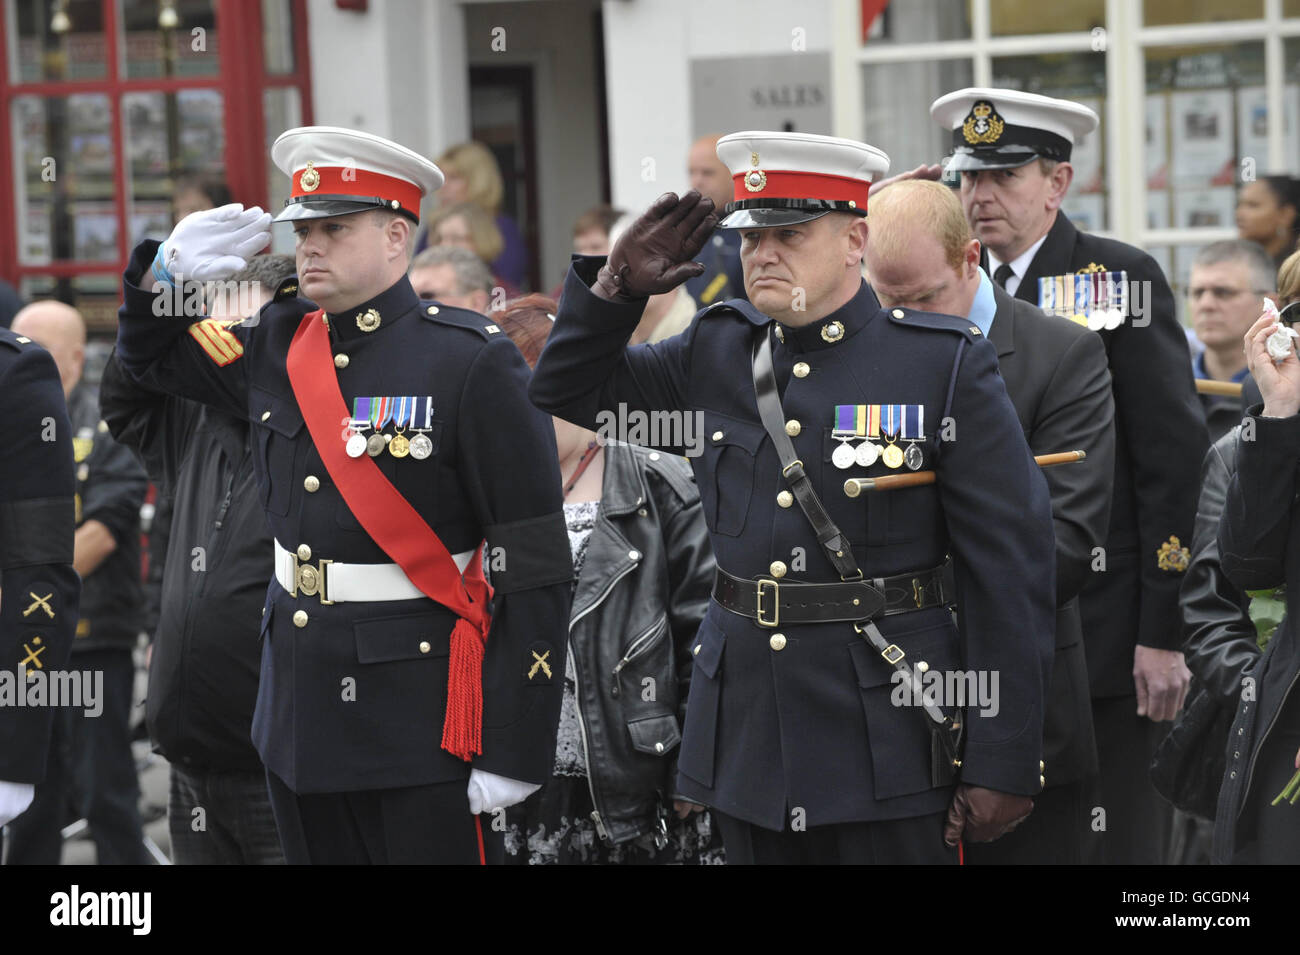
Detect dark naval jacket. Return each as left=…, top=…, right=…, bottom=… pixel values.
left=0, top=328, right=81, bottom=784
left=999, top=213, right=1208, bottom=698
left=114, top=242, right=573, bottom=794
left=531, top=256, right=1057, bottom=831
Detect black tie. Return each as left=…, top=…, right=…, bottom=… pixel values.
left=993, top=263, right=1014, bottom=289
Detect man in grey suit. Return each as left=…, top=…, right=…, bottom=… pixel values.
left=865, top=180, right=1115, bottom=863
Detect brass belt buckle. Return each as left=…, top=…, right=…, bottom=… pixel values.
left=755, top=578, right=780, bottom=628
left=291, top=553, right=335, bottom=605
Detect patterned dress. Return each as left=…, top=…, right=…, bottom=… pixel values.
left=503, top=500, right=725, bottom=864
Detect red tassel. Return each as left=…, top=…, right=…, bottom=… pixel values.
left=441, top=617, right=487, bottom=761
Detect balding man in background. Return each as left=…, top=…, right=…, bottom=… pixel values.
left=684, top=134, right=747, bottom=306
left=6, top=302, right=149, bottom=865
left=864, top=180, right=1116, bottom=863
left=408, top=245, right=495, bottom=314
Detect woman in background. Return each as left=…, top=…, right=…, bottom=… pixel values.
left=1237, top=176, right=1300, bottom=271
left=496, top=295, right=723, bottom=865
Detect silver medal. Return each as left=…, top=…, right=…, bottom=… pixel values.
left=410, top=432, right=433, bottom=460
left=832, top=442, right=856, bottom=470
left=904, top=443, right=923, bottom=471
left=346, top=433, right=367, bottom=458
left=366, top=432, right=386, bottom=457
left=854, top=440, right=879, bottom=467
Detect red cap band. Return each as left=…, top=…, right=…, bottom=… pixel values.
left=291, top=165, right=422, bottom=218
left=732, top=169, right=870, bottom=209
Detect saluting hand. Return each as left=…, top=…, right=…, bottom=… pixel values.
left=868, top=163, right=945, bottom=197
left=154, top=203, right=273, bottom=288
left=593, top=191, right=718, bottom=301
left=1245, top=311, right=1300, bottom=418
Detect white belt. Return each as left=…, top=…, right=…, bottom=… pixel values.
left=274, top=539, right=475, bottom=604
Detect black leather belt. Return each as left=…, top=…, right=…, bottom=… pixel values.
left=712, top=564, right=951, bottom=628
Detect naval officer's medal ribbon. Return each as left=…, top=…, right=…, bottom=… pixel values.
left=832, top=405, right=861, bottom=469
left=901, top=404, right=925, bottom=470
left=409, top=397, right=435, bottom=459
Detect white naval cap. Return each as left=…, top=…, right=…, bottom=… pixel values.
left=930, top=88, right=1099, bottom=172
left=714, top=130, right=890, bottom=229
left=271, top=126, right=444, bottom=223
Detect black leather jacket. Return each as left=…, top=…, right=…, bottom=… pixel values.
left=566, top=440, right=714, bottom=845
left=1183, top=428, right=1260, bottom=706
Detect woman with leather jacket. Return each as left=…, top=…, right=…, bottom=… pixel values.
left=494, top=295, right=723, bottom=864
left=1213, top=304, right=1300, bottom=863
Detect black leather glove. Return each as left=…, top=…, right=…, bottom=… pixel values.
left=943, top=783, right=1033, bottom=845
left=593, top=191, right=718, bottom=301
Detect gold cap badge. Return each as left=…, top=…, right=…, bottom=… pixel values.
left=962, top=100, right=1005, bottom=145
left=299, top=161, right=320, bottom=192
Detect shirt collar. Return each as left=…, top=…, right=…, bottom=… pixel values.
left=326, top=274, right=420, bottom=342
left=968, top=268, right=997, bottom=337
left=777, top=280, right=878, bottom=353
left=1193, top=351, right=1249, bottom=384
left=987, top=232, right=1049, bottom=287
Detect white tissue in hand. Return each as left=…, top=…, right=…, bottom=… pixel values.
left=1264, top=297, right=1299, bottom=362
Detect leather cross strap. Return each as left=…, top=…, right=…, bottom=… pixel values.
left=286, top=308, right=491, bottom=761
left=751, top=326, right=861, bottom=581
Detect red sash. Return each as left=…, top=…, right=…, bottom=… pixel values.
left=286, top=309, right=492, bottom=761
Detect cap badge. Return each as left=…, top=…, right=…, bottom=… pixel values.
left=356, top=308, right=381, bottom=333
left=962, top=100, right=1005, bottom=146
left=745, top=151, right=767, bottom=192
left=299, top=161, right=320, bottom=192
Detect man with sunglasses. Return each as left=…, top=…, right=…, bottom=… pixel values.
left=1188, top=240, right=1276, bottom=442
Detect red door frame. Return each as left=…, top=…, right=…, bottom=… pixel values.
left=0, top=0, right=313, bottom=289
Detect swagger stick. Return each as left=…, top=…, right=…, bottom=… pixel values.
left=842, top=450, right=1086, bottom=497
left=1194, top=378, right=1243, bottom=397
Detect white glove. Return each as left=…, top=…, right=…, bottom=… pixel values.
left=0, top=780, right=35, bottom=828
left=467, top=769, right=540, bottom=814
left=153, top=203, right=272, bottom=287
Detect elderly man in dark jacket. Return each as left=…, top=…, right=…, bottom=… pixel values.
left=98, top=255, right=297, bottom=864
left=6, top=301, right=148, bottom=865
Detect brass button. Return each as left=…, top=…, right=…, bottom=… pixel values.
left=892, top=308, right=905, bottom=319
left=304, top=475, right=320, bottom=492
left=260, top=410, right=271, bottom=421
left=334, top=353, right=349, bottom=369
left=427, top=306, right=439, bottom=315
left=1039, top=774, right=1046, bottom=787
left=769, top=560, right=787, bottom=578
left=916, top=660, right=929, bottom=673
left=292, top=610, right=308, bottom=628
left=419, top=641, right=431, bottom=654
left=1039, top=760, right=1045, bottom=772
left=777, top=490, right=793, bottom=508
left=97, top=420, right=109, bottom=433
left=793, top=362, right=809, bottom=378
left=784, top=419, right=801, bottom=437
left=297, top=544, right=312, bottom=562
left=712, top=430, right=723, bottom=442
left=769, top=633, right=787, bottom=651
left=693, top=645, right=701, bottom=656
left=638, top=508, right=648, bottom=516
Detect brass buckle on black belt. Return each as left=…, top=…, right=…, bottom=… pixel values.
left=755, top=578, right=779, bottom=627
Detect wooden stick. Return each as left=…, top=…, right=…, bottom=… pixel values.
left=843, top=450, right=1087, bottom=497
left=1195, top=378, right=1243, bottom=397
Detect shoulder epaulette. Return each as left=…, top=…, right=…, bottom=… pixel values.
left=0, top=327, right=29, bottom=352
left=699, top=297, right=766, bottom=326
left=885, top=306, right=983, bottom=340
left=418, top=302, right=503, bottom=341
left=273, top=275, right=300, bottom=301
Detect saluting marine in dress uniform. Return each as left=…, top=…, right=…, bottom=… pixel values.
left=115, top=127, right=572, bottom=864
left=531, top=132, right=1057, bottom=864
left=932, top=89, right=1207, bottom=864
left=0, top=327, right=81, bottom=850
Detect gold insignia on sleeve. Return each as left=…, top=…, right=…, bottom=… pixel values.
left=187, top=318, right=245, bottom=367
left=962, top=100, right=1005, bottom=145
left=528, top=649, right=552, bottom=680
left=23, top=592, right=55, bottom=619
left=299, top=161, right=320, bottom=192
left=20, top=636, right=45, bottom=675
left=1156, top=535, right=1190, bottom=573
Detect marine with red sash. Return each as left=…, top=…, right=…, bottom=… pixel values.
left=114, top=126, right=573, bottom=864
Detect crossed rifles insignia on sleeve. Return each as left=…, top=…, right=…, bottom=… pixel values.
left=527, top=649, right=552, bottom=681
